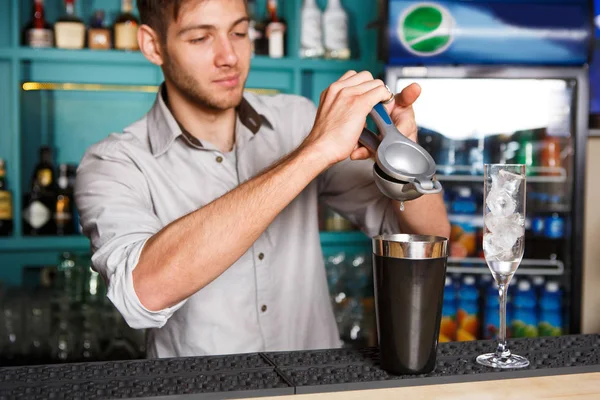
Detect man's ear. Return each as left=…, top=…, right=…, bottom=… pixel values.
left=138, top=24, right=164, bottom=66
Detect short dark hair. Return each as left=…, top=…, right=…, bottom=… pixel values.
left=137, top=0, right=186, bottom=41
left=137, top=0, right=247, bottom=42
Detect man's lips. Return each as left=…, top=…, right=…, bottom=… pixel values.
left=214, top=75, right=240, bottom=88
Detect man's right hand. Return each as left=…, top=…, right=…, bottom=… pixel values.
left=301, top=70, right=391, bottom=168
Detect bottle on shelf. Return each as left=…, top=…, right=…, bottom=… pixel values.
left=0, top=159, right=14, bottom=236
left=540, top=135, right=562, bottom=176
left=24, top=0, right=54, bottom=48
left=323, top=0, right=351, bottom=60
left=67, top=164, right=82, bottom=234
left=49, top=313, right=77, bottom=362
left=88, top=10, right=112, bottom=50
left=55, top=164, right=75, bottom=236
left=23, top=146, right=56, bottom=236
left=515, top=129, right=538, bottom=176
left=300, top=0, right=325, bottom=58
left=54, top=0, right=86, bottom=50
left=55, top=252, right=84, bottom=308
left=247, top=0, right=261, bottom=56
left=265, top=0, right=286, bottom=58
left=114, top=0, right=140, bottom=51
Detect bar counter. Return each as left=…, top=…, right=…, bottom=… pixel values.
left=1, top=334, right=599, bottom=400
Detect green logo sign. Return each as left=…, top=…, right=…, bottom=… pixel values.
left=397, top=2, right=455, bottom=56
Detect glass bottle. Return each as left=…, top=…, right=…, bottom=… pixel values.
left=323, top=0, right=351, bottom=60
left=300, top=0, right=324, bottom=58
left=55, top=164, right=74, bottom=235
left=1, top=295, right=24, bottom=365
left=0, top=159, right=13, bottom=236
left=50, top=314, right=77, bottom=362
left=265, top=0, right=286, bottom=58
left=24, top=0, right=54, bottom=48
left=114, top=0, right=140, bottom=51
left=55, top=252, right=84, bottom=309
left=23, top=147, right=55, bottom=235
left=54, top=0, right=86, bottom=49
left=88, top=10, right=112, bottom=50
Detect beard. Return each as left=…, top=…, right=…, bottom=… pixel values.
left=162, top=49, right=245, bottom=111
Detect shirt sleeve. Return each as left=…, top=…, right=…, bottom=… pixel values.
left=318, top=158, right=401, bottom=237
left=74, top=139, right=186, bottom=329
left=292, top=96, right=400, bottom=237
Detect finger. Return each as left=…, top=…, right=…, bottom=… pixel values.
left=395, top=82, right=421, bottom=108
left=391, top=106, right=418, bottom=141
left=338, top=70, right=357, bottom=81
left=337, top=79, right=385, bottom=98
left=359, top=84, right=393, bottom=113
left=338, top=70, right=375, bottom=88
left=350, top=147, right=371, bottom=160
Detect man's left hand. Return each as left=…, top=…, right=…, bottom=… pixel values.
left=384, top=82, right=421, bottom=143
left=350, top=82, right=421, bottom=160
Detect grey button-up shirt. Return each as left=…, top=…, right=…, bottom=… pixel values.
left=75, top=86, right=400, bottom=358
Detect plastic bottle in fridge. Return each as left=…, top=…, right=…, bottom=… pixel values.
left=483, top=281, right=499, bottom=339
left=457, top=275, right=479, bottom=341
left=511, top=280, right=539, bottom=338
left=439, top=276, right=457, bottom=342
left=538, top=281, right=563, bottom=337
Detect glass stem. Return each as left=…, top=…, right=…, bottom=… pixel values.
left=495, top=283, right=511, bottom=359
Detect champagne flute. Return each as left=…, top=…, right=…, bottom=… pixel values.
left=476, top=164, right=529, bottom=369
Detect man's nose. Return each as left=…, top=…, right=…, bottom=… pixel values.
left=214, top=36, right=239, bottom=67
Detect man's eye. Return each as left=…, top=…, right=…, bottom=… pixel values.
left=190, top=37, right=207, bottom=43
left=233, top=32, right=248, bottom=38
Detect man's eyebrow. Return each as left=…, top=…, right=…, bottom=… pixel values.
left=177, top=17, right=250, bottom=36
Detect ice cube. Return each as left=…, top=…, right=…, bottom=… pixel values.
left=483, top=233, right=503, bottom=256
left=485, top=213, right=525, bottom=233
left=493, top=222, right=524, bottom=250
left=489, top=249, right=517, bottom=262
left=492, top=169, right=524, bottom=196
left=486, top=188, right=516, bottom=217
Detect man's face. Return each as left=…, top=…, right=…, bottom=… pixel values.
left=161, top=0, right=251, bottom=110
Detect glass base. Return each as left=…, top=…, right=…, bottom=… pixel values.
left=476, top=353, right=530, bottom=369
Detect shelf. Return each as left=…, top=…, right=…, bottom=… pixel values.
left=17, top=47, right=148, bottom=65
left=319, top=231, right=370, bottom=246
left=0, top=236, right=90, bottom=252
left=436, top=165, right=568, bottom=183
left=11, top=47, right=372, bottom=72
left=447, top=257, right=565, bottom=276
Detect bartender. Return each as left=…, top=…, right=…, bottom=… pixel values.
left=75, top=0, right=450, bottom=358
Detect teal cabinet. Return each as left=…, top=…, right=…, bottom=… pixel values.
left=0, top=0, right=381, bottom=285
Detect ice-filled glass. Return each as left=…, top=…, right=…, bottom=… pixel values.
left=477, top=164, right=530, bottom=369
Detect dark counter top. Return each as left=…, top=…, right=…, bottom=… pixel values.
left=1, top=334, right=599, bottom=400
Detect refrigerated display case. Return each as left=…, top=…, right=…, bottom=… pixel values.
left=379, top=0, right=590, bottom=341
left=384, top=65, right=588, bottom=339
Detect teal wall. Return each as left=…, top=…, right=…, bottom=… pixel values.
left=0, top=0, right=382, bottom=286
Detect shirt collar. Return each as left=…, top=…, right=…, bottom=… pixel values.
left=148, top=84, right=274, bottom=156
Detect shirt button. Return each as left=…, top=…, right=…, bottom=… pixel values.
left=216, top=156, right=223, bottom=163
left=258, top=253, right=264, bottom=260
left=261, top=305, right=267, bottom=312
